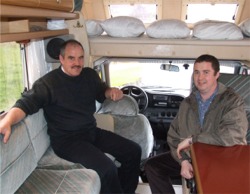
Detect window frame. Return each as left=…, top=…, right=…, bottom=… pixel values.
left=103, top=0, right=162, bottom=24
left=181, top=0, right=246, bottom=25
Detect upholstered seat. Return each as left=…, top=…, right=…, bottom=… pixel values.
left=219, top=73, right=250, bottom=144
left=0, top=109, right=101, bottom=194
left=97, top=95, right=154, bottom=161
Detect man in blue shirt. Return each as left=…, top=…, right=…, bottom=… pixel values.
left=144, top=54, right=248, bottom=194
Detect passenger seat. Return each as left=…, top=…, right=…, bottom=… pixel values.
left=218, top=73, right=250, bottom=144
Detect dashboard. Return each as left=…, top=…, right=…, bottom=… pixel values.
left=144, top=92, right=184, bottom=124
left=121, top=85, right=185, bottom=124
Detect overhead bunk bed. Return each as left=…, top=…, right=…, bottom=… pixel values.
left=86, top=17, right=250, bottom=62
left=89, top=35, right=250, bottom=61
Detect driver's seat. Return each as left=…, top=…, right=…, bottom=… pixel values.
left=97, top=95, right=154, bottom=162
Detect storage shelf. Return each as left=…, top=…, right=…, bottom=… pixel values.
left=0, top=4, right=78, bottom=43
left=1, top=29, right=69, bottom=43
left=0, top=4, right=78, bottom=19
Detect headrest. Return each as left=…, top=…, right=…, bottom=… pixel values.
left=98, top=95, right=139, bottom=116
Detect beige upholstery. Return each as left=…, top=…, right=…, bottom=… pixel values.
left=94, top=113, right=114, bottom=132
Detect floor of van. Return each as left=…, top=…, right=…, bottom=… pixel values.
left=136, top=183, right=183, bottom=194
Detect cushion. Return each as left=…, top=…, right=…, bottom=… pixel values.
left=239, top=18, right=250, bottom=37
left=38, top=146, right=75, bottom=169
left=0, top=121, right=37, bottom=194
left=100, top=16, right=145, bottom=37
left=24, top=109, right=50, bottom=162
left=193, top=20, right=243, bottom=40
left=15, top=168, right=101, bottom=194
left=86, top=19, right=104, bottom=37
left=146, top=19, right=191, bottom=39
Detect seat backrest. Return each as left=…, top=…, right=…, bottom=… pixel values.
left=218, top=73, right=250, bottom=144
left=98, top=95, right=139, bottom=116
left=24, top=109, right=50, bottom=162
left=97, top=95, right=154, bottom=160
left=0, top=119, right=37, bottom=194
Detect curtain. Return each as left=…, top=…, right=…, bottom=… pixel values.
left=26, top=39, right=50, bottom=88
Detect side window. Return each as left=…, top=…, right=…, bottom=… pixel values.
left=103, top=0, right=162, bottom=25
left=0, top=42, right=24, bottom=113
left=181, top=0, right=245, bottom=24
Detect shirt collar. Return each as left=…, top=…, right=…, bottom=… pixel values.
left=196, top=84, right=219, bottom=103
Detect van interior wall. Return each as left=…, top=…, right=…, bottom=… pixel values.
left=81, top=0, right=250, bottom=23
left=241, top=0, right=250, bottom=21
left=80, top=0, right=250, bottom=68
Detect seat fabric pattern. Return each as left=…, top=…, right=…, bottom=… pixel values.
left=15, top=168, right=100, bottom=194
left=97, top=95, right=154, bottom=160
left=98, top=95, right=139, bottom=116
left=113, top=114, right=154, bottom=160
left=0, top=121, right=37, bottom=194
left=218, top=74, right=250, bottom=144
left=1, top=110, right=101, bottom=194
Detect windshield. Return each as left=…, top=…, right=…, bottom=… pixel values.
left=101, top=58, right=241, bottom=97
left=107, top=59, right=193, bottom=97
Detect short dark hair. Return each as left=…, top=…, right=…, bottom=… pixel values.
left=194, top=54, right=220, bottom=75
left=60, top=39, right=84, bottom=57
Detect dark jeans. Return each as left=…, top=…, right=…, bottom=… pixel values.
left=51, top=127, right=142, bottom=194
left=144, top=151, right=181, bottom=194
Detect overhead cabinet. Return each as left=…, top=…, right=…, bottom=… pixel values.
left=1, top=0, right=74, bottom=12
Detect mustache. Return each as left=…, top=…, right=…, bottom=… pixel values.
left=72, top=65, right=82, bottom=69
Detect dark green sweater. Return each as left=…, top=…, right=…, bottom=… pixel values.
left=14, top=67, right=108, bottom=138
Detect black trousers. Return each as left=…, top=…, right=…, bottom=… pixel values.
left=144, top=151, right=181, bottom=194
left=51, top=127, right=142, bottom=194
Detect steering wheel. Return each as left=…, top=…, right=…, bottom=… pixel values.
left=121, top=85, right=148, bottom=113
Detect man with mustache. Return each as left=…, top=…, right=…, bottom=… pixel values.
left=144, top=54, right=248, bottom=194
left=0, top=39, right=141, bottom=194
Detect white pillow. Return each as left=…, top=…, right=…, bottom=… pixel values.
left=193, top=20, right=243, bottom=40
left=146, top=19, right=191, bottom=39
left=85, top=20, right=104, bottom=37
left=100, top=16, right=145, bottom=37
left=239, top=18, right=250, bottom=37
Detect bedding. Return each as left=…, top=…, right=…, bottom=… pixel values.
left=86, top=20, right=104, bottom=37
left=100, top=16, right=145, bottom=37
left=89, top=35, right=250, bottom=61
left=193, top=20, right=243, bottom=40
left=146, top=19, right=191, bottom=39
left=86, top=17, right=250, bottom=61
left=239, top=18, right=250, bottom=37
